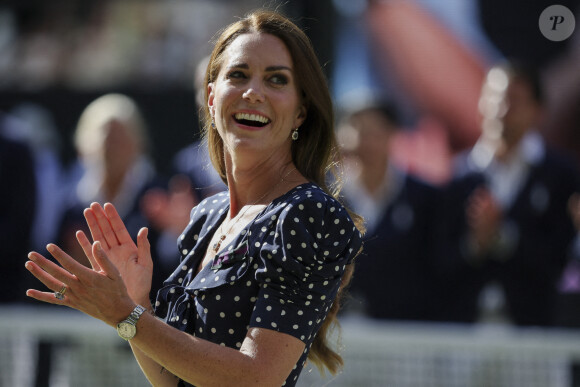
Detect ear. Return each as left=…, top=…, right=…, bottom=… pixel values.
left=294, top=103, right=307, bottom=129
left=207, top=82, right=215, bottom=118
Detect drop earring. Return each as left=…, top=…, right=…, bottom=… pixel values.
left=291, top=128, right=299, bottom=141
left=211, top=121, right=216, bottom=129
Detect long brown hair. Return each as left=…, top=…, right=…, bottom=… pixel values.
left=201, top=9, right=363, bottom=375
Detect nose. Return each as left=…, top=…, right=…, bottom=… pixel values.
left=242, top=82, right=264, bottom=103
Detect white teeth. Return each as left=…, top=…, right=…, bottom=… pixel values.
left=235, top=113, right=269, bottom=124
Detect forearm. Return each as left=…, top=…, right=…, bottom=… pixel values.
left=130, top=342, right=179, bottom=387
left=124, top=299, right=180, bottom=386
left=131, top=314, right=252, bottom=386
left=129, top=313, right=299, bottom=387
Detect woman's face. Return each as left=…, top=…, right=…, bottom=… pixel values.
left=208, top=32, right=306, bottom=162
left=351, top=110, right=394, bottom=163
left=100, top=119, right=139, bottom=176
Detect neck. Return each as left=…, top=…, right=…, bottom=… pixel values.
left=225, top=154, right=304, bottom=216
left=102, top=171, right=126, bottom=202
left=359, top=158, right=389, bottom=197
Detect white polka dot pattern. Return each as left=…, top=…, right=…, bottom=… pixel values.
left=154, top=185, right=362, bottom=387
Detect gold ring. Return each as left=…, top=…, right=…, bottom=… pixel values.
left=54, top=285, right=67, bottom=300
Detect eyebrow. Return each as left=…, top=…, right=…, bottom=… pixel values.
left=229, top=63, right=292, bottom=72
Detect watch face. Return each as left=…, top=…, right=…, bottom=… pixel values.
left=117, top=322, right=137, bottom=340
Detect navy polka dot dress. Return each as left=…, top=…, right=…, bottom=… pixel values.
left=154, top=184, right=362, bottom=386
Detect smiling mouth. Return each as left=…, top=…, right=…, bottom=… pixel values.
left=234, top=112, right=270, bottom=128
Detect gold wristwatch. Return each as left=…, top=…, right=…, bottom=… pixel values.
left=117, top=305, right=146, bottom=340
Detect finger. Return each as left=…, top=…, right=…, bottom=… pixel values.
left=45, top=244, right=92, bottom=283
left=92, top=241, right=121, bottom=280
left=90, top=202, right=119, bottom=248
left=76, top=230, right=101, bottom=271
left=26, top=288, right=69, bottom=305
left=103, top=202, right=134, bottom=245
left=84, top=206, right=110, bottom=250
left=27, top=251, right=77, bottom=285
left=25, top=257, right=69, bottom=293
left=137, top=227, right=150, bottom=259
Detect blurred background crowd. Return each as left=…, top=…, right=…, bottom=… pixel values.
left=2, top=0, right=580, bottom=332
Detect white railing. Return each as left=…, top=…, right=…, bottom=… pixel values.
left=2, top=306, right=580, bottom=387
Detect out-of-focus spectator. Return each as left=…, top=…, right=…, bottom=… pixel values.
left=0, top=113, right=36, bottom=303
left=169, top=55, right=226, bottom=201
left=56, top=93, right=173, bottom=299
left=139, top=55, right=226, bottom=268
left=7, top=103, right=68, bottom=252
left=554, top=194, right=580, bottom=327
left=434, top=61, right=580, bottom=326
left=338, top=96, right=442, bottom=321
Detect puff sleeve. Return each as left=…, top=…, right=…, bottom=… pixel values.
left=250, top=190, right=362, bottom=342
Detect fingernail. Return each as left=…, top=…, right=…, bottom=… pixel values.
left=46, top=244, right=55, bottom=253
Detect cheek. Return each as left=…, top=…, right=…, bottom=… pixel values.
left=278, top=98, right=303, bottom=124
left=212, top=86, right=236, bottom=118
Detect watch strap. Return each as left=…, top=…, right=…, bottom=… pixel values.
left=125, top=304, right=146, bottom=325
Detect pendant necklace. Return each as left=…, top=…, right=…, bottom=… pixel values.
left=212, top=167, right=296, bottom=254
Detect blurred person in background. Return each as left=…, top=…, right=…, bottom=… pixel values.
left=141, top=56, right=227, bottom=287
left=169, top=54, right=227, bottom=202
left=1, top=106, right=73, bottom=387
left=434, top=61, right=580, bottom=326
left=25, top=10, right=363, bottom=387
left=553, top=80, right=580, bottom=328
left=0, top=112, right=36, bottom=303
left=56, top=93, right=176, bottom=299
left=6, top=103, right=68, bottom=253
left=554, top=192, right=580, bottom=328
left=338, top=96, right=442, bottom=321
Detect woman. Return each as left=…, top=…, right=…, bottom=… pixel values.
left=25, top=9, right=363, bottom=386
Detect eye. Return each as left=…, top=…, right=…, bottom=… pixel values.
left=269, top=74, right=288, bottom=86
left=226, top=70, right=246, bottom=80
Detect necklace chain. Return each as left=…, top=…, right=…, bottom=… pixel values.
left=212, top=167, right=296, bottom=254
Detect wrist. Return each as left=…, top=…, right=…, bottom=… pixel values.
left=107, top=299, right=138, bottom=328
left=117, top=304, right=147, bottom=340
left=128, top=289, right=152, bottom=304
left=135, top=298, right=154, bottom=315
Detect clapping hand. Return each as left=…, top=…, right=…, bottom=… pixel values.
left=25, top=237, right=135, bottom=326
left=82, top=202, right=153, bottom=305
left=466, top=187, right=502, bottom=253
left=25, top=202, right=153, bottom=325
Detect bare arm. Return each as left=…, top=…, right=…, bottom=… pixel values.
left=130, top=343, right=180, bottom=387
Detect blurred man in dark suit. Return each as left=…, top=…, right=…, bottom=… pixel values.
left=339, top=98, right=442, bottom=321
left=435, top=62, right=580, bottom=326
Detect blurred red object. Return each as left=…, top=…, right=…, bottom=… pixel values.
left=366, top=1, right=486, bottom=152
left=391, top=117, right=453, bottom=185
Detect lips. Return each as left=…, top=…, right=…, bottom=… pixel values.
left=233, top=112, right=271, bottom=128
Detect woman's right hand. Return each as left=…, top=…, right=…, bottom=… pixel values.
left=79, top=202, right=153, bottom=304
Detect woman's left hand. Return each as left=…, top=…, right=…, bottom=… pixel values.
left=25, top=241, right=135, bottom=327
